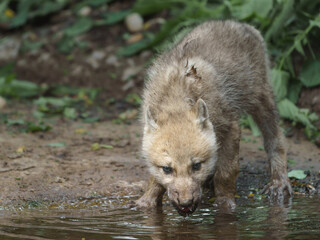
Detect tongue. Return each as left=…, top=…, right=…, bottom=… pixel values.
left=179, top=206, right=191, bottom=212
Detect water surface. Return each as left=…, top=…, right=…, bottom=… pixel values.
left=0, top=196, right=319, bottom=240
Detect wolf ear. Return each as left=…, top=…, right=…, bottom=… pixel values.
left=145, top=106, right=158, bottom=131
left=185, top=63, right=201, bottom=80
left=193, top=99, right=209, bottom=128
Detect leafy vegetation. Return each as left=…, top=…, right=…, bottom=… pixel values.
left=0, top=63, right=104, bottom=132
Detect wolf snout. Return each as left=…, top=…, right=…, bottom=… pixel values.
left=178, top=198, right=194, bottom=207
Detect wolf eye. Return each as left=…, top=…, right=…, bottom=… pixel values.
left=192, top=162, right=201, bottom=171
left=162, top=166, right=173, bottom=174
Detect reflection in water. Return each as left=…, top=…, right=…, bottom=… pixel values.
left=0, top=196, right=319, bottom=240
left=263, top=205, right=290, bottom=240
left=145, top=209, right=240, bottom=240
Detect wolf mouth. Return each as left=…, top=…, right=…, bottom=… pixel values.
left=172, top=202, right=198, bottom=216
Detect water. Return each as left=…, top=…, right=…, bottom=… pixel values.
left=0, top=196, right=319, bottom=240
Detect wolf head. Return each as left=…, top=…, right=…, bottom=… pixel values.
left=142, top=98, right=218, bottom=216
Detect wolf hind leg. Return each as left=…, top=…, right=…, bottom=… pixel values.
left=249, top=92, right=293, bottom=201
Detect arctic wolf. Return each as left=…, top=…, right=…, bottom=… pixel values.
left=137, top=20, right=292, bottom=216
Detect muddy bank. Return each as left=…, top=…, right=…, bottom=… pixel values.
left=0, top=104, right=319, bottom=208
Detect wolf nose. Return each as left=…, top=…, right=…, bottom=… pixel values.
left=179, top=198, right=194, bottom=207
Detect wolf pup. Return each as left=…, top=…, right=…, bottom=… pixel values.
left=137, top=20, right=293, bottom=216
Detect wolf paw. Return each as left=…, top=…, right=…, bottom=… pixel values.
left=262, top=178, right=293, bottom=201
left=214, top=196, right=236, bottom=211
left=135, top=195, right=160, bottom=209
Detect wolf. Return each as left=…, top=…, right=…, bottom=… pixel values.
left=136, top=20, right=293, bottom=216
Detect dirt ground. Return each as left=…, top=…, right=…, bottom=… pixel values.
left=0, top=102, right=319, bottom=207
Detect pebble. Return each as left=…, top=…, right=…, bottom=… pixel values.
left=0, top=96, right=6, bottom=109
left=140, top=50, right=152, bottom=59
left=125, top=13, right=144, bottom=32
left=121, top=65, right=143, bottom=81
left=106, top=55, right=120, bottom=67
left=70, top=65, right=90, bottom=78
left=79, top=6, right=91, bottom=16
left=0, top=37, right=21, bottom=61
left=86, top=50, right=106, bottom=69
left=122, top=80, right=135, bottom=91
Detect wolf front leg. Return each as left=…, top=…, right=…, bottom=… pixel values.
left=213, top=121, right=240, bottom=210
left=136, top=176, right=166, bottom=209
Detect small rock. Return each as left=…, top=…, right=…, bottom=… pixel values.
left=126, top=33, right=143, bottom=44
left=91, top=50, right=106, bottom=60
left=122, top=80, right=135, bottom=91
left=0, top=96, right=7, bottom=109
left=70, top=65, right=90, bottom=78
left=0, top=37, right=21, bottom=61
left=312, top=96, right=319, bottom=105
left=17, top=59, right=27, bottom=67
left=86, top=50, right=106, bottom=69
left=140, top=50, right=152, bottom=59
left=127, top=58, right=135, bottom=67
left=113, top=139, right=130, bottom=148
left=55, top=177, right=65, bottom=183
left=79, top=6, right=91, bottom=16
left=37, top=52, right=51, bottom=62
left=125, top=13, right=144, bottom=32
left=121, top=65, right=143, bottom=81
left=106, top=55, right=120, bottom=67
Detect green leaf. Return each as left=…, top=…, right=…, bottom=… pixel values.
left=26, top=122, right=51, bottom=133
left=265, top=0, right=294, bottom=42
left=82, top=116, right=100, bottom=123
left=91, top=143, right=100, bottom=151
left=91, top=143, right=113, bottom=150
left=287, top=80, right=302, bottom=104
left=294, top=37, right=305, bottom=56
left=47, top=142, right=67, bottom=148
left=271, top=69, right=289, bottom=101
left=309, top=17, right=320, bottom=28
left=288, top=170, right=307, bottom=179
left=34, top=97, right=72, bottom=114
left=65, top=17, right=93, bottom=37
left=9, top=0, right=30, bottom=28
left=97, top=10, right=131, bottom=26
left=133, top=0, right=184, bottom=16
left=117, top=37, right=153, bottom=57
left=9, top=0, right=68, bottom=28
left=308, top=112, right=319, bottom=122
left=247, top=115, right=261, bottom=137
left=0, top=78, right=43, bottom=98
left=5, top=119, right=25, bottom=126
left=100, top=144, right=113, bottom=149
left=20, top=40, right=43, bottom=53
left=232, top=0, right=273, bottom=19
left=63, top=107, right=77, bottom=119
left=57, top=36, right=76, bottom=54
left=288, top=159, right=296, bottom=166
left=277, top=98, right=314, bottom=129
left=0, top=0, right=9, bottom=15
left=299, top=60, right=320, bottom=88
left=0, top=63, right=14, bottom=78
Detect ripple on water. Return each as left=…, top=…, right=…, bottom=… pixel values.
left=0, top=196, right=319, bottom=240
